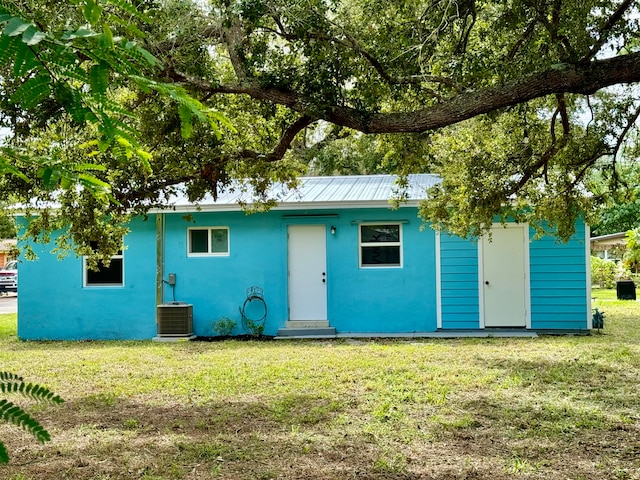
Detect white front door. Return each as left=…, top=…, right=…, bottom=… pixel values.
left=481, top=225, right=528, bottom=328
left=288, top=225, right=327, bottom=321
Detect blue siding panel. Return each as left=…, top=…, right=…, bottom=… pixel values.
left=443, top=319, right=481, bottom=329
left=531, top=288, right=587, bottom=297
left=530, top=272, right=587, bottom=282
left=439, top=233, right=480, bottom=329
left=531, top=263, right=586, bottom=273
left=529, top=223, right=588, bottom=330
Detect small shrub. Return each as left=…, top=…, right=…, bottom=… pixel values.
left=245, top=318, right=265, bottom=337
left=212, top=317, right=236, bottom=337
left=591, top=256, right=617, bottom=288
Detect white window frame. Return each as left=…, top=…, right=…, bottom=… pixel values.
left=83, top=251, right=124, bottom=288
left=187, top=227, right=230, bottom=257
left=358, top=222, right=403, bottom=268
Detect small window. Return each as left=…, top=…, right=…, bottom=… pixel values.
left=359, top=223, right=402, bottom=267
left=83, top=251, right=124, bottom=287
left=188, top=227, right=229, bottom=256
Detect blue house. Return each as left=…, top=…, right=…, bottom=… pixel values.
left=16, top=174, right=592, bottom=340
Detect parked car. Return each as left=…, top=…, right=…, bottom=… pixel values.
left=0, top=260, right=17, bottom=294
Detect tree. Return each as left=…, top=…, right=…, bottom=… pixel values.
left=0, top=0, right=232, bottom=261
left=0, top=214, right=15, bottom=239
left=3, top=0, right=640, bottom=255
left=624, top=227, right=640, bottom=273
left=590, top=154, right=640, bottom=236
left=175, top=0, right=640, bottom=240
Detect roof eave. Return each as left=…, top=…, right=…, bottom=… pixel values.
left=149, top=199, right=423, bottom=214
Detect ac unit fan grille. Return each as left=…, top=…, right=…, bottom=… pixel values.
left=157, top=304, right=193, bottom=336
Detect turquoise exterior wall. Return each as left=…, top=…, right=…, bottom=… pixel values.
left=438, top=222, right=589, bottom=331
left=16, top=210, right=588, bottom=340
left=439, top=233, right=480, bottom=329
left=163, top=207, right=437, bottom=336
left=17, top=217, right=157, bottom=340
left=529, top=222, right=589, bottom=330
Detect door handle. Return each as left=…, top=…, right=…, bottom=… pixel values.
left=485, top=281, right=489, bottom=285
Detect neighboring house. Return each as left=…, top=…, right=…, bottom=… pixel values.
left=0, top=239, right=16, bottom=267
left=16, top=174, right=592, bottom=340
left=590, top=232, right=627, bottom=261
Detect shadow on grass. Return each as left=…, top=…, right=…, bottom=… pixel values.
left=4, top=384, right=640, bottom=480
left=3, top=393, right=453, bottom=480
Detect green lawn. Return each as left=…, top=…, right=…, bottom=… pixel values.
left=1, top=290, right=639, bottom=479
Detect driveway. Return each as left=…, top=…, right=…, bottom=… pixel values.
left=0, top=294, right=17, bottom=314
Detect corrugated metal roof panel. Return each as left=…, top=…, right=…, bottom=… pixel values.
left=164, top=174, right=440, bottom=211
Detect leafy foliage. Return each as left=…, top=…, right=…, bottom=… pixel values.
left=591, top=256, right=618, bottom=289
left=0, top=0, right=232, bottom=259
left=0, top=371, right=63, bottom=464
left=624, top=228, right=640, bottom=274
left=212, top=317, right=237, bottom=337
left=0, top=214, right=15, bottom=238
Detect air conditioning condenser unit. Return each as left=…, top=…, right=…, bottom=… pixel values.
left=157, top=302, right=193, bottom=336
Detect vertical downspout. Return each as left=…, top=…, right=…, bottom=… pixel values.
left=156, top=213, right=165, bottom=310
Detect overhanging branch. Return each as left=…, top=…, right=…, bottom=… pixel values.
left=175, top=52, right=640, bottom=134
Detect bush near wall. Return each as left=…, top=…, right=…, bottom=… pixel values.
left=591, top=256, right=635, bottom=288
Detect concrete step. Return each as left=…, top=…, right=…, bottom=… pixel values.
left=277, top=327, right=337, bottom=337
left=286, top=320, right=330, bottom=328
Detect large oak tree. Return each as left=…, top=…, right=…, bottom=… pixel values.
left=2, top=0, right=640, bottom=255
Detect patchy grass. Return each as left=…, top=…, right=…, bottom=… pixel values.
left=1, top=293, right=640, bottom=479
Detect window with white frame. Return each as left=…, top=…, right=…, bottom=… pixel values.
left=359, top=223, right=402, bottom=267
left=188, top=227, right=229, bottom=256
left=83, top=249, right=124, bottom=287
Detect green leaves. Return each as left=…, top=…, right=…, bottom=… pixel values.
left=0, top=371, right=64, bottom=464
left=21, top=25, right=46, bottom=46
left=2, top=16, right=31, bottom=37
left=10, top=74, right=51, bottom=110
left=0, top=0, right=232, bottom=212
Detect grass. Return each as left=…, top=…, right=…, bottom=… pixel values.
left=0, top=289, right=639, bottom=479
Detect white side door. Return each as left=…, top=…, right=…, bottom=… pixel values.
left=480, top=225, right=529, bottom=328
left=288, top=225, right=328, bottom=321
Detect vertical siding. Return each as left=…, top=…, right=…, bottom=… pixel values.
left=439, top=234, right=480, bottom=329
left=529, top=222, right=589, bottom=330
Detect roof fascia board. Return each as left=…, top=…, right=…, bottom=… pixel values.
left=150, top=200, right=422, bottom=214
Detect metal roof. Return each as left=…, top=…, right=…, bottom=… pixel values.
left=160, top=174, right=441, bottom=212
left=590, top=232, right=627, bottom=246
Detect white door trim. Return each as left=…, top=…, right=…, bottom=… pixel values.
left=478, top=223, right=531, bottom=329
left=585, top=224, right=592, bottom=329
left=435, top=231, right=442, bottom=329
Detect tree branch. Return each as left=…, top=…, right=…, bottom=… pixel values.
left=174, top=52, right=640, bottom=134
left=240, top=115, right=315, bottom=163
left=584, top=0, right=637, bottom=61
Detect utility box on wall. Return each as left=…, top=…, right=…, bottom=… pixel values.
left=157, top=302, right=193, bottom=336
